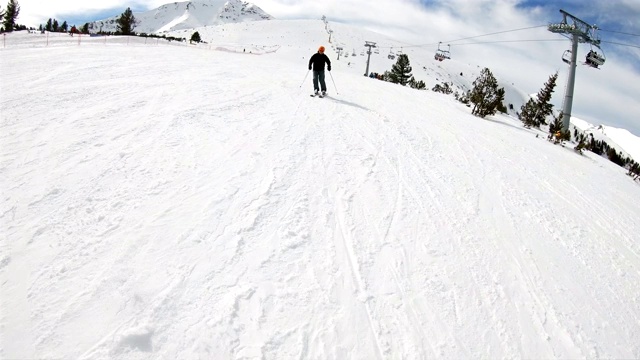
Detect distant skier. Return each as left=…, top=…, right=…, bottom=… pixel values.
left=308, top=46, right=331, bottom=96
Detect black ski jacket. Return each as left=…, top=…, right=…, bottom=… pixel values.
left=309, top=52, right=331, bottom=71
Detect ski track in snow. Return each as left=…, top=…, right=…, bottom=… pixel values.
left=1, top=26, right=640, bottom=359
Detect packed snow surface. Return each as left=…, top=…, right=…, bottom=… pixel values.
left=1, top=22, right=640, bottom=359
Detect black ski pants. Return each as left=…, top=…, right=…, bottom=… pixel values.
left=313, top=71, right=327, bottom=92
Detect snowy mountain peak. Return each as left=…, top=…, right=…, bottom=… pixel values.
left=87, top=0, right=273, bottom=34
left=218, top=0, right=273, bottom=22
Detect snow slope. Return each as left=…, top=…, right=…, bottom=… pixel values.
left=87, top=0, right=273, bottom=34
left=168, top=19, right=639, bottom=161
left=1, top=22, right=640, bottom=359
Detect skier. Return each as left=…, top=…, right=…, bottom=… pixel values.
left=308, top=46, right=331, bottom=97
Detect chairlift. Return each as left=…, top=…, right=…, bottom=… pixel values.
left=352, top=48, right=356, bottom=56
left=434, top=42, right=451, bottom=61
left=374, top=48, right=379, bottom=54
left=561, top=49, right=571, bottom=64
left=584, top=45, right=605, bottom=69
left=388, top=47, right=395, bottom=60
left=584, top=26, right=605, bottom=69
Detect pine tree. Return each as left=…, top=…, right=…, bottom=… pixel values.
left=469, top=68, right=505, bottom=118
left=518, top=98, right=538, bottom=128
left=432, top=82, right=453, bottom=94
left=190, top=31, right=201, bottom=43
left=408, top=76, right=426, bottom=90
left=533, top=72, right=558, bottom=126
left=628, top=162, right=640, bottom=181
left=389, top=54, right=412, bottom=86
left=519, top=72, right=558, bottom=128
left=116, top=7, right=136, bottom=35
left=52, top=19, right=58, bottom=32
left=455, top=90, right=470, bottom=105
left=607, top=148, right=626, bottom=167
left=0, top=5, right=4, bottom=21
left=45, top=18, right=52, bottom=31
left=2, top=0, right=20, bottom=32
left=81, top=23, right=89, bottom=34
left=60, top=20, right=68, bottom=32
left=547, top=112, right=569, bottom=143
left=574, top=133, right=587, bottom=154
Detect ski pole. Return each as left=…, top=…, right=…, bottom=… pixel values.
left=299, top=70, right=310, bottom=88
left=329, top=71, right=339, bottom=94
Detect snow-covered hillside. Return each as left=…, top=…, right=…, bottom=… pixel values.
left=2, top=21, right=640, bottom=359
left=167, top=19, right=640, bottom=162
left=88, top=0, right=273, bottom=34
left=572, top=117, right=640, bottom=162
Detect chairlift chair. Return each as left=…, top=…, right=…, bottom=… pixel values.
left=434, top=42, right=451, bottom=61
left=561, top=49, right=571, bottom=64
left=585, top=46, right=605, bottom=68
left=388, top=47, right=395, bottom=60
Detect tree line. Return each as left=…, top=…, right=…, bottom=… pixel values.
left=381, top=53, right=639, bottom=182
left=38, top=19, right=89, bottom=34
left=0, top=1, right=141, bottom=36
left=383, top=54, right=506, bottom=117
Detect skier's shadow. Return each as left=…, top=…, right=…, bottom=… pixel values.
left=326, top=97, right=370, bottom=111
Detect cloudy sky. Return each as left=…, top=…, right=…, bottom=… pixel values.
left=12, top=0, right=640, bottom=135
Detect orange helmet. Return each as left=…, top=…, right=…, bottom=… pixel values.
left=318, top=46, right=325, bottom=53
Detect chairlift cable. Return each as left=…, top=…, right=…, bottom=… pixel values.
left=442, top=24, right=548, bottom=44
left=601, top=40, right=640, bottom=49
left=600, top=29, right=640, bottom=37
left=375, top=24, right=548, bottom=49
left=450, top=39, right=566, bottom=46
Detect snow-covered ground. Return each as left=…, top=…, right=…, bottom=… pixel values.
left=1, top=22, right=640, bottom=359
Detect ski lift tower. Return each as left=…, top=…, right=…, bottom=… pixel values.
left=364, top=41, right=377, bottom=76
left=336, top=46, right=343, bottom=60
left=548, top=9, right=603, bottom=133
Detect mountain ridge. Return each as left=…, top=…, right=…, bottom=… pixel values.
left=87, top=0, right=273, bottom=34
